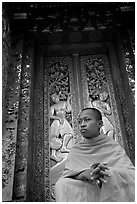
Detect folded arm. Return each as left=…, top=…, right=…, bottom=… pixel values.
left=62, top=163, right=110, bottom=188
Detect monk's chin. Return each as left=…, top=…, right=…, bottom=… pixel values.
left=83, top=134, right=99, bottom=139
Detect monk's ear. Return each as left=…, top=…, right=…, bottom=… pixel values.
left=98, top=120, right=103, bottom=128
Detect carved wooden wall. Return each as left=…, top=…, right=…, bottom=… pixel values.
left=2, top=2, right=135, bottom=201
left=2, top=37, right=34, bottom=201
left=80, top=55, right=122, bottom=145
left=2, top=36, right=135, bottom=201
left=43, top=52, right=124, bottom=201
left=27, top=40, right=134, bottom=201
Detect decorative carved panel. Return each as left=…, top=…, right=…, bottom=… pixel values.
left=3, top=35, right=134, bottom=202
left=3, top=3, right=135, bottom=201
left=2, top=3, right=10, bottom=114
left=44, top=56, right=81, bottom=201
left=42, top=50, right=134, bottom=201
left=2, top=40, right=23, bottom=201
left=80, top=55, right=123, bottom=146
left=108, top=43, right=134, bottom=164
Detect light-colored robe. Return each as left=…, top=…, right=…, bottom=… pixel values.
left=55, top=133, right=135, bottom=202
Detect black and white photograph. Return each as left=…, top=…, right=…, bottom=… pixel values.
left=2, top=1, right=135, bottom=202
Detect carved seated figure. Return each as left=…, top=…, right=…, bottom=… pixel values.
left=49, top=93, right=74, bottom=163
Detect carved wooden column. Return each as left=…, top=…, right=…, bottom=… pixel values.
left=114, top=31, right=135, bottom=164
left=108, top=42, right=135, bottom=164
left=2, top=3, right=9, bottom=115
left=71, top=53, right=82, bottom=143
left=26, top=50, right=45, bottom=201
left=2, top=39, right=23, bottom=201
left=115, top=31, right=135, bottom=129
left=44, top=56, right=50, bottom=201
left=72, top=53, right=82, bottom=110
left=12, top=37, right=34, bottom=201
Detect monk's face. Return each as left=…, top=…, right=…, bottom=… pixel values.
left=78, top=109, right=102, bottom=139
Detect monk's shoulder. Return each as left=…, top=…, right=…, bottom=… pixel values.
left=69, top=141, right=82, bottom=152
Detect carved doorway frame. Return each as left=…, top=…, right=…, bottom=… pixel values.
left=29, top=41, right=134, bottom=201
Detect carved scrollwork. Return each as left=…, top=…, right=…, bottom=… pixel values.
left=2, top=40, right=23, bottom=201
left=45, top=56, right=76, bottom=201
left=80, top=55, right=123, bottom=145
left=45, top=57, right=74, bottom=166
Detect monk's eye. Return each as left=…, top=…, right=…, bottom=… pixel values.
left=85, top=118, right=91, bottom=122
left=78, top=119, right=82, bottom=124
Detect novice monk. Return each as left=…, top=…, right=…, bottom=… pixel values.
left=55, top=108, right=135, bottom=202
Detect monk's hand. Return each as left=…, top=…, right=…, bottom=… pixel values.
left=77, top=169, right=94, bottom=182
left=90, top=163, right=110, bottom=187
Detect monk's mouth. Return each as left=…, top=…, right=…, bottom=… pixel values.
left=80, top=129, right=87, bottom=133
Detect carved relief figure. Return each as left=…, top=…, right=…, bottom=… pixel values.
left=49, top=92, right=73, bottom=162
left=88, top=91, right=115, bottom=139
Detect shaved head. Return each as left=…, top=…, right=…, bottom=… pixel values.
left=80, top=108, right=102, bottom=121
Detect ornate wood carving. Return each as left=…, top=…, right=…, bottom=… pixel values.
left=44, top=57, right=50, bottom=201
left=45, top=57, right=73, bottom=201
left=44, top=55, right=84, bottom=201
left=3, top=3, right=135, bottom=201
left=12, top=38, right=33, bottom=201
left=2, top=40, right=23, bottom=201
left=108, top=44, right=135, bottom=164
left=43, top=49, right=135, bottom=201
left=80, top=55, right=123, bottom=146
left=2, top=3, right=10, bottom=114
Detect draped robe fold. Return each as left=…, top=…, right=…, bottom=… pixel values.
left=55, top=134, right=135, bottom=202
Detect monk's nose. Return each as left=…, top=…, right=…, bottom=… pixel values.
left=80, top=121, right=86, bottom=128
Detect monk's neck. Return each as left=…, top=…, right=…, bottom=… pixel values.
left=83, top=133, right=105, bottom=142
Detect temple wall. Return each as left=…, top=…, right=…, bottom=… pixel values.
left=2, top=3, right=134, bottom=201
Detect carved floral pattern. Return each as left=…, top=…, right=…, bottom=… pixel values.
left=80, top=55, right=123, bottom=146
left=47, top=57, right=73, bottom=164
left=2, top=3, right=10, bottom=113
left=2, top=41, right=23, bottom=201
left=44, top=56, right=50, bottom=201
left=45, top=56, right=81, bottom=201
